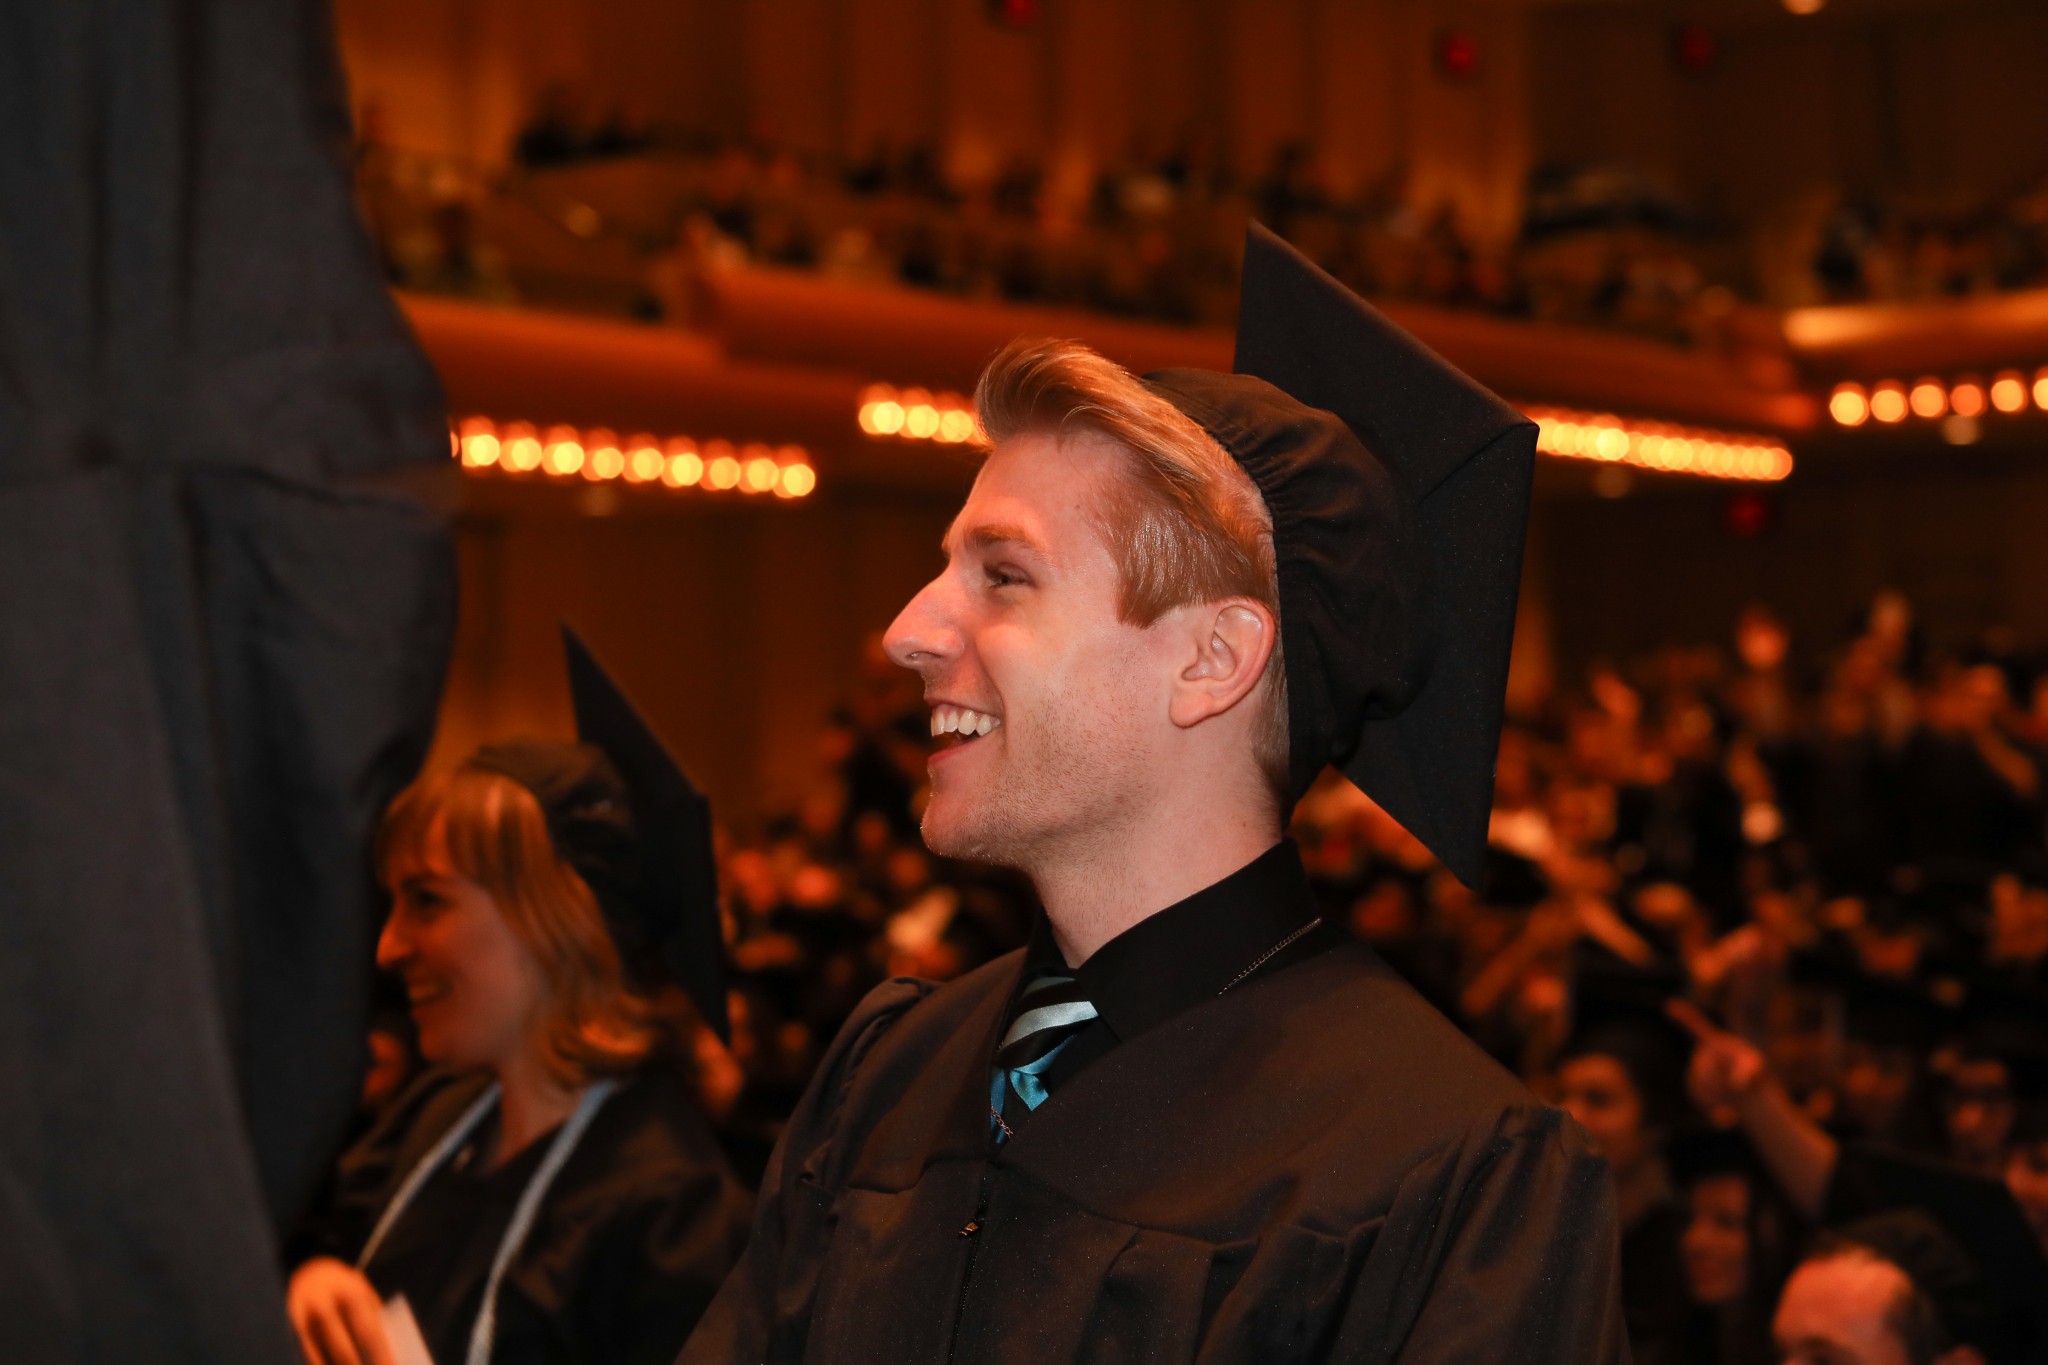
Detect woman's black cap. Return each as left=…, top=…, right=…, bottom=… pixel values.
left=471, top=629, right=728, bottom=1043
left=1146, top=223, right=1535, bottom=887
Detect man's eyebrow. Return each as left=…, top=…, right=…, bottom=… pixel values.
left=942, top=522, right=1046, bottom=557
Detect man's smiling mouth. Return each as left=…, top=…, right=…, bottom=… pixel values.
left=930, top=702, right=1002, bottom=750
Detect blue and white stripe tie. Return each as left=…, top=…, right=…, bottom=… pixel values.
left=990, top=972, right=1097, bottom=1140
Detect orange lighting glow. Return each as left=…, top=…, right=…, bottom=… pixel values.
left=1992, top=373, right=2028, bottom=414
left=454, top=418, right=813, bottom=498
left=858, top=383, right=977, bottom=445
left=1909, top=380, right=1947, bottom=420
left=462, top=432, right=501, bottom=467
left=1828, top=384, right=1869, bottom=427
left=1839, top=370, right=2048, bottom=432
left=743, top=449, right=780, bottom=493
left=1526, top=406, right=1791, bottom=482
left=665, top=451, right=705, bottom=488
left=626, top=439, right=663, bottom=483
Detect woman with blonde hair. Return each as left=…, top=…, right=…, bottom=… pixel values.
left=288, top=637, right=749, bottom=1365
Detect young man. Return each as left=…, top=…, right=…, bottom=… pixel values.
left=1773, top=1214, right=1991, bottom=1365
left=682, top=226, right=1626, bottom=1362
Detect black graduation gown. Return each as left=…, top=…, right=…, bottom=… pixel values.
left=313, top=1065, right=752, bottom=1365
left=3, top=2, right=452, bottom=1360
left=682, top=942, right=1628, bottom=1362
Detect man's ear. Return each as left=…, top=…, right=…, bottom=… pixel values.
left=1168, top=599, right=1276, bottom=730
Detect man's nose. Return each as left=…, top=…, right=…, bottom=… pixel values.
left=883, top=576, right=960, bottom=673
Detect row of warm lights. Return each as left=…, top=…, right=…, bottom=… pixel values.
left=1829, top=372, right=2048, bottom=427
left=852, top=383, right=1792, bottom=483
left=857, top=384, right=981, bottom=444
left=1525, top=406, right=1794, bottom=482
left=452, top=418, right=817, bottom=498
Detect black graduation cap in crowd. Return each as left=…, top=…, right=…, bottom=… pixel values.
left=471, top=628, right=729, bottom=1043
left=1146, top=223, right=1535, bottom=887
left=1667, top=1125, right=1759, bottom=1187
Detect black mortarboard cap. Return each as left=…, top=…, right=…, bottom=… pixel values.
left=472, top=629, right=729, bottom=1042
left=1146, top=223, right=1534, bottom=886
left=1825, top=1147, right=2048, bottom=1363
left=1668, top=1125, right=1758, bottom=1186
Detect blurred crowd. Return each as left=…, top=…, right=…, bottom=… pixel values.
left=356, top=91, right=2048, bottom=352
left=678, top=587, right=2047, bottom=1362
left=347, top=579, right=2048, bottom=1359
left=1297, top=589, right=2048, bottom=1363
left=1808, top=183, right=2048, bottom=306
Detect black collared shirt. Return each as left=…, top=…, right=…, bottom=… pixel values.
left=1006, top=838, right=1341, bottom=1102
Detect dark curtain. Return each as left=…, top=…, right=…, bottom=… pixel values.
left=0, top=0, right=455, bottom=1359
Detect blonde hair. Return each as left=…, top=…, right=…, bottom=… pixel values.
left=975, top=337, right=1290, bottom=796
left=377, top=764, right=658, bottom=1088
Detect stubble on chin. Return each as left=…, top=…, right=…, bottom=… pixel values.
left=919, top=709, right=1144, bottom=875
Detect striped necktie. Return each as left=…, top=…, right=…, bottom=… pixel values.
left=989, top=972, right=1097, bottom=1141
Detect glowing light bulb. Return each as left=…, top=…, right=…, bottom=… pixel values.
left=1869, top=383, right=1908, bottom=423
left=627, top=445, right=663, bottom=482
left=664, top=451, right=704, bottom=487
left=1829, top=384, right=1869, bottom=426
left=1909, top=380, right=1947, bottom=420
left=1991, top=373, right=2027, bottom=414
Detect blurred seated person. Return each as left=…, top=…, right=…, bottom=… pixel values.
left=1554, top=1008, right=1693, bottom=1362
left=1671, top=1129, right=1796, bottom=1365
left=1677, top=1001, right=2048, bottom=1358
left=390, top=191, right=517, bottom=304
left=514, top=83, right=595, bottom=167
left=288, top=645, right=750, bottom=1365
left=2005, top=1099, right=2048, bottom=1259
left=1936, top=1032, right=2024, bottom=1181
left=1773, top=1213, right=1990, bottom=1365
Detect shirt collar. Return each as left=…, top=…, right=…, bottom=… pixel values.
left=1020, top=839, right=1325, bottom=1044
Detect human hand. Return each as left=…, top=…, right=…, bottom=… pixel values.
left=285, top=1258, right=396, bottom=1365
left=1667, top=998, right=1766, bottom=1122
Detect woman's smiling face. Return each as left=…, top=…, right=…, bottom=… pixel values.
left=377, top=815, right=548, bottom=1073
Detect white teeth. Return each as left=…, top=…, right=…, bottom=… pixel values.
left=927, top=704, right=1002, bottom=738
